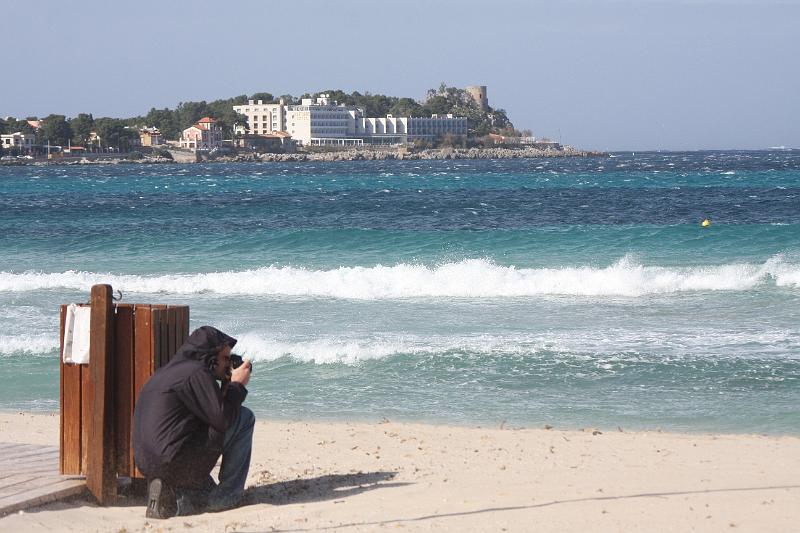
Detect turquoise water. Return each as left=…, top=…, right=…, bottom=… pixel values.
left=1, top=151, right=799, bottom=433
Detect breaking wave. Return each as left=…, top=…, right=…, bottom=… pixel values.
left=0, top=334, right=59, bottom=356
left=4, top=329, right=798, bottom=363
left=1, top=256, right=798, bottom=299
left=227, top=329, right=800, bottom=365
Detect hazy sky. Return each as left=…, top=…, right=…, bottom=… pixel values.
left=2, top=0, right=798, bottom=151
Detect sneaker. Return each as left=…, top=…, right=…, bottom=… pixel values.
left=146, top=478, right=176, bottom=519
left=206, top=492, right=242, bottom=513
left=175, top=486, right=211, bottom=516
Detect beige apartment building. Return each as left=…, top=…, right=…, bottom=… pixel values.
left=232, top=99, right=287, bottom=135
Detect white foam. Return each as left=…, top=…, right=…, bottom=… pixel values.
left=0, top=334, right=59, bottom=356
left=235, top=332, right=562, bottom=364
left=2, top=327, right=797, bottom=363
left=1, top=255, right=798, bottom=299
left=234, top=333, right=416, bottom=364
left=232, top=329, right=800, bottom=365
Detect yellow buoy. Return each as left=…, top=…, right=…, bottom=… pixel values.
left=701, top=218, right=711, bottom=227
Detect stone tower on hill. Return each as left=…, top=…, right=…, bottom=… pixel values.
left=466, top=85, right=489, bottom=111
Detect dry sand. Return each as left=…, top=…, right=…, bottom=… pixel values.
left=1, top=412, right=798, bottom=532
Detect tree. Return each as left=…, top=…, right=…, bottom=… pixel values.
left=489, top=108, right=512, bottom=131
left=419, top=83, right=516, bottom=137
left=69, top=113, right=95, bottom=145
left=388, top=98, right=425, bottom=117
left=94, top=117, right=133, bottom=151
left=249, top=92, right=275, bottom=103
left=145, top=107, right=180, bottom=139
left=175, top=101, right=212, bottom=130
left=15, top=119, right=37, bottom=134
left=39, top=115, right=72, bottom=146
left=422, top=95, right=451, bottom=115
left=440, top=132, right=466, bottom=148
left=206, top=95, right=248, bottom=135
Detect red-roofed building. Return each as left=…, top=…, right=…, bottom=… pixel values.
left=179, top=117, right=223, bottom=150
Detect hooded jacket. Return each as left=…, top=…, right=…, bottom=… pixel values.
left=133, top=326, right=247, bottom=479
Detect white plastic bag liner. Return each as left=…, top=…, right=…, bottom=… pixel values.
left=63, top=304, right=91, bottom=364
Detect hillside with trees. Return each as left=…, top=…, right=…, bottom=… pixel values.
left=2, top=83, right=521, bottom=151
left=302, top=84, right=514, bottom=137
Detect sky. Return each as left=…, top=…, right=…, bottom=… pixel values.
left=2, top=0, right=798, bottom=151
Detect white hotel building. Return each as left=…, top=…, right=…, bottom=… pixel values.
left=233, top=95, right=467, bottom=146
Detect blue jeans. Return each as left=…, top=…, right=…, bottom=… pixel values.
left=209, top=405, right=255, bottom=508
left=175, top=406, right=256, bottom=514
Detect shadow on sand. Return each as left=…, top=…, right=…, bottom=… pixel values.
left=243, top=471, right=406, bottom=506
left=19, top=470, right=406, bottom=514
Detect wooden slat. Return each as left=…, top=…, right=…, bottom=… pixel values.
left=0, top=448, right=55, bottom=462
left=2, top=451, right=58, bottom=464
left=0, top=473, right=70, bottom=499
left=174, top=307, right=186, bottom=356
left=80, top=364, right=90, bottom=474
left=60, top=305, right=82, bottom=475
left=158, top=306, right=168, bottom=369
left=0, top=443, right=86, bottom=517
left=150, top=307, right=161, bottom=370
left=0, top=479, right=86, bottom=517
left=87, top=284, right=115, bottom=504
left=0, top=463, right=56, bottom=480
left=167, top=306, right=177, bottom=364
left=0, top=443, right=86, bottom=512
left=113, top=304, right=134, bottom=477
left=0, top=468, right=55, bottom=483
left=133, top=305, right=153, bottom=397
left=132, top=304, right=153, bottom=479
left=180, top=306, right=190, bottom=357
left=150, top=308, right=160, bottom=370
left=0, top=451, right=57, bottom=480
left=0, top=443, right=37, bottom=453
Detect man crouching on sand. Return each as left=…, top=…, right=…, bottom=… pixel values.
left=133, top=326, right=254, bottom=518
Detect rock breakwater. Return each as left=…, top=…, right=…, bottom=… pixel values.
left=225, top=145, right=604, bottom=163
left=10, top=145, right=605, bottom=167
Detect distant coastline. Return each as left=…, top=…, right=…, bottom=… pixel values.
left=1, top=145, right=606, bottom=167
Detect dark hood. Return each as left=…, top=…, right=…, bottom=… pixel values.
left=172, top=326, right=238, bottom=367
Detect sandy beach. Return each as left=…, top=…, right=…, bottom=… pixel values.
left=0, top=412, right=798, bottom=532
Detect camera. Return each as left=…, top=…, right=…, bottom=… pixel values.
left=230, top=353, right=252, bottom=373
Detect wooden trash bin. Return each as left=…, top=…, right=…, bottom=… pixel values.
left=59, top=284, right=189, bottom=504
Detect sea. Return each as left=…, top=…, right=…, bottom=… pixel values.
left=1, top=151, right=799, bottom=434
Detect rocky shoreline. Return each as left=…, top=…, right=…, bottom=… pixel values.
left=1, top=145, right=605, bottom=166
left=235, top=145, right=604, bottom=162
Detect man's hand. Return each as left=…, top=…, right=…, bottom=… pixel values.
left=230, top=360, right=252, bottom=387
